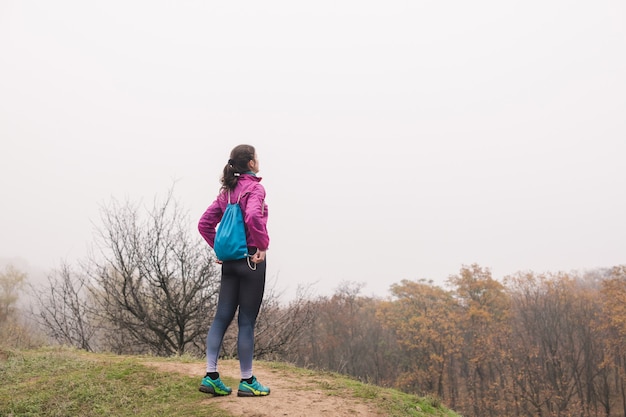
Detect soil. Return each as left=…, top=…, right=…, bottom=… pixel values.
left=143, top=359, right=385, bottom=417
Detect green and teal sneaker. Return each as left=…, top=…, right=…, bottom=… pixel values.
left=238, top=376, right=270, bottom=397
left=199, top=374, right=232, bottom=396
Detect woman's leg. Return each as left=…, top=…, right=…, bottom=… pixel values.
left=236, top=259, right=266, bottom=379
left=205, top=265, right=240, bottom=373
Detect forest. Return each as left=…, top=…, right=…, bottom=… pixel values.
left=2, top=194, right=625, bottom=417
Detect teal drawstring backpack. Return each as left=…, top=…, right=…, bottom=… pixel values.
left=214, top=189, right=249, bottom=262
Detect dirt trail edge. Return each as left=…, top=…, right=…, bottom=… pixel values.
left=143, top=359, right=385, bottom=417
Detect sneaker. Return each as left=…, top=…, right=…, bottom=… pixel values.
left=238, top=376, right=270, bottom=397
left=199, top=375, right=232, bottom=396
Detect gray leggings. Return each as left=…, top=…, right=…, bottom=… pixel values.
left=205, top=256, right=266, bottom=379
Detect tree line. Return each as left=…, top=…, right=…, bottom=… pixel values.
left=285, top=265, right=626, bottom=417
left=2, top=192, right=625, bottom=417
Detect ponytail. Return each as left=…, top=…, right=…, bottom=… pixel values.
left=220, top=144, right=256, bottom=191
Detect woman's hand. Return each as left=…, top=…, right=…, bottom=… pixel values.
left=251, top=250, right=266, bottom=264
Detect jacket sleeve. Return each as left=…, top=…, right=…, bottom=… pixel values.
left=243, top=184, right=270, bottom=251
left=198, top=196, right=223, bottom=248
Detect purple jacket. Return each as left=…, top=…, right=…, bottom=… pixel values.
left=198, top=174, right=269, bottom=251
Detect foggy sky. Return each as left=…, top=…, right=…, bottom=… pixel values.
left=1, top=1, right=625, bottom=300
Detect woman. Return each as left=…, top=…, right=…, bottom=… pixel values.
left=197, top=144, right=270, bottom=397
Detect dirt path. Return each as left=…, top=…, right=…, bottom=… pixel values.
left=143, top=359, right=385, bottom=417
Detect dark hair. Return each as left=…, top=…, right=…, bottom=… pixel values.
left=221, top=144, right=256, bottom=190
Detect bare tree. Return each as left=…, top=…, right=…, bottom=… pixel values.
left=82, top=189, right=221, bottom=356
left=31, top=263, right=96, bottom=351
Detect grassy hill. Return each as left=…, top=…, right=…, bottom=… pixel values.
left=0, top=346, right=461, bottom=417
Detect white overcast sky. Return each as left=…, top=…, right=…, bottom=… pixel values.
left=1, top=1, right=625, bottom=300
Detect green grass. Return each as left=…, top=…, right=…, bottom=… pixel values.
left=0, top=346, right=232, bottom=417
left=0, top=347, right=462, bottom=417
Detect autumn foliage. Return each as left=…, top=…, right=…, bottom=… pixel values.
left=288, top=264, right=626, bottom=417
